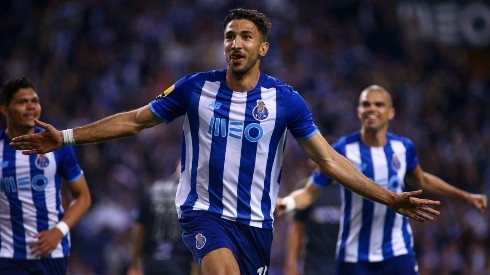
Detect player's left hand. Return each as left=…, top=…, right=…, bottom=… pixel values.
left=10, top=119, right=64, bottom=155
left=30, top=228, right=64, bottom=258
left=389, top=190, right=441, bottom=222
left=468, top=193, right=488, bottom=212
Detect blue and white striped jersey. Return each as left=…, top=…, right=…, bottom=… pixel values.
left=0, top=129, right=84, bottom=259
left=149, top=69, right=317, bottom=229
left=311, top=131, right=418, bottom=263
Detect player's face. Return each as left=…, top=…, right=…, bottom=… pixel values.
left=357, top=90, right=394, bottom=132
left=224, top=19, right=269, bottom=75
left=1, top=88, right=41, bottom=130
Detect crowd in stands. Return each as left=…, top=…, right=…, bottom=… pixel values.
left=1, top=1, right=488, bottom=274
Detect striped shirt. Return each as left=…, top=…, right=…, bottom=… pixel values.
left=0, top=129, right=84, bottom=259
left=311, top=131, right=418, bottom=263
left=149, top=69, right=317, bottom=229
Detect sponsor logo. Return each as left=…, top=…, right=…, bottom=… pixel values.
left=208, top=118, right=263, bottom=142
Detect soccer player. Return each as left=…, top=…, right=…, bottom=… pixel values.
left=0, top=76, right=91, bottom=274
left=10, top=9, right=440, bottom=275
left=127, top=160, right=195, bottom=275
left=277, top=85, right=487, bottom=275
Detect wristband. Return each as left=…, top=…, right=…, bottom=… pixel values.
left=62, top=129, right=75, bottom=145
left=282, top=196, right=296, bottom=213
left=55, top=221, right=69, bottom=236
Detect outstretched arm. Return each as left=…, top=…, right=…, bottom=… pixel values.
left=11, top=105, right=161, bottom=154
left=406, top=165, right=487, bottom=212
left=297, top=132, right=440, bottom=222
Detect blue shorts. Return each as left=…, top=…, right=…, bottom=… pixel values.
left=0, top=257, right=68, bottom=275
left=336, top=254, right=418, bottom=275
left=180, top=210, right=272, bottom=274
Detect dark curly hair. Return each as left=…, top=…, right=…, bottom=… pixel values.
left=223, top=8, right=272, bottom=42
left=0, top=76, right=36, bottom=106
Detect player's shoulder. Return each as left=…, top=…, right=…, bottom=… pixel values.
left=386, top=132, right=414, bottom=144
left=337, top=131, right=361, bottom=145
left=181, top=69, right=225, bottom=83
left=259, top=72, right=295, bottom=93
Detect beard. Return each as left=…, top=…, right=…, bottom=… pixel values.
left=227, top=53, right=260, bottom=78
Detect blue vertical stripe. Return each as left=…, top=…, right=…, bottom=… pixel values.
left=207, top=86, right=232, bottom=215
left=180, top=83, right=205, bottom=212
left=337, top=189, right=352, bottom=261
left=30, top=155, right=49, bottom=244
left=53, top=151, right=69, bottom=256
left=401, top=216, right=411, bottom=252
left=402, top=142, right=414, bottom=252
left=382, top=143, right=396, bottom=258
left=358, top=143, right=374, bottom=260
left=261, top=89, right=285, bottom=228
left=3, top=144, right=27, bottom=258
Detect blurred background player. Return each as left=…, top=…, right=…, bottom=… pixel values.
left=127, top=160, right=195, bottom=275
left=284, top=159, right=341, bottom=275
left=0, top=76, right=91, bottom=275
left=278, top=85, right=487, bottom=275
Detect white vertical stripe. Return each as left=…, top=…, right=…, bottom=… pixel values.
left=369, top=147, right=388, bottom=262
left=391, top=213, right=409, bottom=256
left=176, top=115, right=193, bottom=218
left=262, top=131, right=286, bottom=227
left=391, top=140, right=408, bottom=191
left=344, top=142, right=362, bottom=262
left=15, top=151, right=38, bottom=259
left=44, top=153, right=65, bottom=258
left=390, top=140, right=411, bottom=257
left=222, top=91, right=247, bottom=220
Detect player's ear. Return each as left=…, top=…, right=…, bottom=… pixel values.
left=0, top=105, right=8, bottom=117
left=259, top=41, right=269, bottom=57
left=388, top=107, right=395, bottom=120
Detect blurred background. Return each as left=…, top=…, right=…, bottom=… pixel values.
left=1, top=0, right=489, bottom=274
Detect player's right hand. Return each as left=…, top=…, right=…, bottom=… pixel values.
left=390, top=190, right=441, bottom=222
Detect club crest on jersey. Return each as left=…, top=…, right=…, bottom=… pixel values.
left=195, top=233, right=206, bottom=249
left=35, top=155, right=50, bottom=169
left=252, top=100, right=269, bottom=121
left=391, top=154, right=401, bottom=170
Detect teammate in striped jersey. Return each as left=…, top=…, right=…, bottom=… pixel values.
left=278, top=85, right=487, bottom=275
left=11, top=9, right=440, bottom=275
left=0, top=76, right=91, bottom=274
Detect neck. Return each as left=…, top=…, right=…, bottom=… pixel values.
left=226, top=68, right=260, bottom=93
left=360, top=128, right=387, bottom=147
left=6, top=125, right=35, bottom=140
